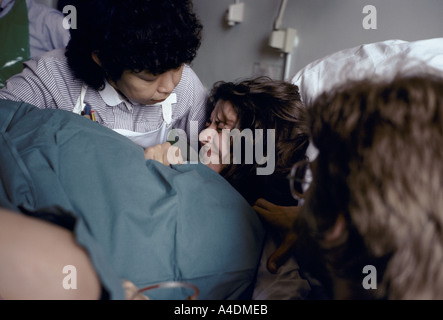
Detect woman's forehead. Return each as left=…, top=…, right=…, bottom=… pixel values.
left=213, top=100, right=238, bottom=124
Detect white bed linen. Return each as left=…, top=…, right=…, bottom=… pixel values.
left=292, top=37, right=443, bottom=106
left=252, top=234, right=320, bottom=300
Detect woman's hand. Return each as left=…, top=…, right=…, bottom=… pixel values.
left=144, top=142, right=184, bottom=165
left=122, top=280, right=149, bottom=300
left=253, top=198, right=301, bottom=273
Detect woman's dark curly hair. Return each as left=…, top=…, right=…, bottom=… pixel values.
left=207, top=76, right=310, bottom=206
left=65, top=0, right=203, bottom=90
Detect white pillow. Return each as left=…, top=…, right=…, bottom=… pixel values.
left=292, top=37, right=443, bottom=106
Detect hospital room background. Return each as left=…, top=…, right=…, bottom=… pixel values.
left=5, top=0, right=442, bottom=302
left=38, top=0, right=443, bottom=89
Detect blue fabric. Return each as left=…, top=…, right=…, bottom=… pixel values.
left=0, top=99, right=265, bottom=300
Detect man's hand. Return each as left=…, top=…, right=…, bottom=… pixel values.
left=253, top=198, right=301, bottom=273
left=144, top=142, right=184, bottom=165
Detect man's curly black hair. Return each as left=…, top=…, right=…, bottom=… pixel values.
left=65, top=0, right=203, bottom=90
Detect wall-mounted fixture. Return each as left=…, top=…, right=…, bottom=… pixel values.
left=226, top=1, right=244, bottom=27
left=269, top=28, right=298, bottom=54
left=268, top=0, right=298, bottom=80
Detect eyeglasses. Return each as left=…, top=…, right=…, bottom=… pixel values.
left=287, top=159, right=312, bottom=201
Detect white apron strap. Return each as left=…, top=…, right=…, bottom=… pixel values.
left=161, top=93, right=176, bottom=126
left=72, top=83, right=88, bottom=114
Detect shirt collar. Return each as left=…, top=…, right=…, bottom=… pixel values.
left=98, top=80, right=133, bottom=111
left=99, top=80, right=124, bottom=106
left=97, top=80, right=179, bottom=111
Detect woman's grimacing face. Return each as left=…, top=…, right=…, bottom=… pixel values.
left=110, top=65, right=184, bottom=105
left=199, top=100, right=238, bottom=173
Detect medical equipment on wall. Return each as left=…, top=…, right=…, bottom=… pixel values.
left=226, top=0, right=244, bottom=27
left=268, top=0, right=299, bottom=80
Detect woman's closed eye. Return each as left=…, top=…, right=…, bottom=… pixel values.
left=206, top=120, right=227, bottom=132
left=215, top=120, right=225, bottom=131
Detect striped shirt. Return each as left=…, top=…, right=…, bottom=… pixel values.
left=0, top=47, right=209, bottom=139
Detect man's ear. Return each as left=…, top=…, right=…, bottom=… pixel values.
left=321, top=213, right=348, bottom=249
left=91, top=51, right=102, bottom=67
